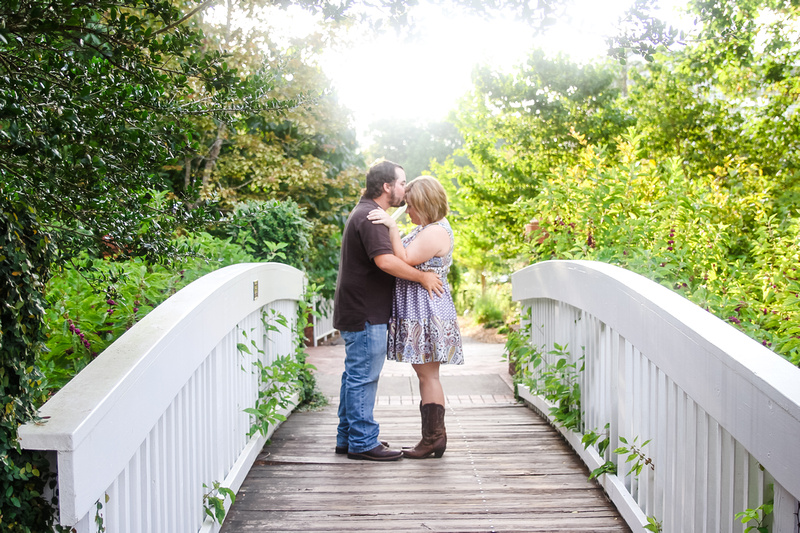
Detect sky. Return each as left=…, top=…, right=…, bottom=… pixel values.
left=211, top=0, right=692, bottom=145
left=315, top=0, right=692, bottom=144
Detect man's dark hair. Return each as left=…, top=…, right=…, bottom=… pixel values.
left=364, top=160, right=403, bottom=199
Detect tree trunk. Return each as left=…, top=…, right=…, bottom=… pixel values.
left=202, top=127, right=224, bottom=187
left=184, top=155, right=193, bottom=190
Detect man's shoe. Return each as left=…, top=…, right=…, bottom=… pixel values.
left=347, top=444, right=402, bottom=461
left=335, top=440, right=388, bottom=455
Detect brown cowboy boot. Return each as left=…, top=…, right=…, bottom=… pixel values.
left=402, top=403, right=446, bottom=459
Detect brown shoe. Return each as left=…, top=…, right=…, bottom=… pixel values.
left=347, top=444, right=402, bottom=461
left=403, top=403, right=446, bottom=459
left=335, top=440, right=389, bottom=455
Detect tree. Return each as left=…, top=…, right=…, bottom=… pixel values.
left=618, top=0, right=800, bottom=214
left=0, top=0, right=291, bottom=528
left=435, top=51, right=631, bottom=272
left=365, top=118, right=468, bottom=179
left=186, top=9, right=366, bottom=295
left=0, top=0, right=298, bottom=263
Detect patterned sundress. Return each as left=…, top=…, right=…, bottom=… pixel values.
left=387, top=218, right=464, bottom=365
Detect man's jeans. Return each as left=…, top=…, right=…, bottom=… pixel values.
left=337, top=322, right=387, bottom=453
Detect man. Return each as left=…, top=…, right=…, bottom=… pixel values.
left=333, top=160, right=443, bottom=461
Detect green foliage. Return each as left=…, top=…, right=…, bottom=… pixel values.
left=433, top=51, right=631, bottom=270
left=644, top=515, right=663, bottom=532
left=0, top=196, right=58, bottom=531
left=607, top=0, right=683, bottom=62
left=239, top=285, right=328, bottom=438
left=454, top=273, right=516, bottom=330
left=0, top=0, right=285, bottom=525
left=365, top=118, right=469, bottom=180
left=0, top=0, right=287, bottom=264
left=614, top=436, right=654, bottom=477
left=588, top=460, right=618, bottom=481
left=240, top=311, right=295, bottom=438
left=221, top=200, right=312, bottom=270
left=582, top=423, right=611, bottom=457
left=295, top=285, right=327, bottom=410
left=94, top=493, right=109, bottom=533
left=515, top=341, right=584, bottom=432
left=41, top=233, right=260, bottom=390
left=437, top=2, right=800, bottom=365
left=585, top=426, right=655, bottom=482
left=525, top=132, right=800, bottom=364
left=188, top=12, right=365, bottom=301
left=503, top=309, right=534, bottom=389
left=471, top=296, right=503, bottom=328
left=202, top=481, right=235, bottom=525
left=735, top=500, right=774, bottom=533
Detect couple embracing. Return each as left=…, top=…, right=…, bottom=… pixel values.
left=332, top=160, right=464, bottom=461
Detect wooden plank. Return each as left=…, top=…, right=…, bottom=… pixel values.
left=220, top=401, right=631, bottom=532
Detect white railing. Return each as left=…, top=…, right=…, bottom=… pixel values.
left=512, top=260, right=800, bottom=533
left=20, top=263, right=305, bottom=532
left=312, top=297, right=336, bottom=346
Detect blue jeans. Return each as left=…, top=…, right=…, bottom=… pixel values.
left=337, top=322, right=387, bottom=453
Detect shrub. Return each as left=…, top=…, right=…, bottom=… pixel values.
left=220, top=199, right=312, bottom=270
left=41, top=233, right=260, bottom=391
left=455, top=272, right=516, bottom=330
left=1, top=195, right=59, bottom=532
left=526, top=132, right=800, bottom=365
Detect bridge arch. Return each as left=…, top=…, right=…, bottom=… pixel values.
left=512, top=260, right=800, bottom=532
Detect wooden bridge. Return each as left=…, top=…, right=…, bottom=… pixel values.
left=219, top=338, right=629, bottom=532
left=19, top=261, right=800, bottom=533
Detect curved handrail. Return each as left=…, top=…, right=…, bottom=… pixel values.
left=513, top=260, right=800, bottom=532
left=20, top=262, right=305, bottom=529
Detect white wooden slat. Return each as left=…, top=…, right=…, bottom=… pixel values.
left=644, top=358, right=657, bottom=518
left=734, top=440, right=748, bottom=533
left=695, top=405, right=709, bottom=533
left=153, top=416, right=165, bottom=533
left=685, top=395, right=698, bottom=533
left=707, top=419, right=721, bottom=533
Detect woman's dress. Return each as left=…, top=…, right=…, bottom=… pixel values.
left=388, top=218, right=464, bottom=365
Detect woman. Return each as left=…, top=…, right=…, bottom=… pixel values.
left=368, top=175, right=463, bottom=459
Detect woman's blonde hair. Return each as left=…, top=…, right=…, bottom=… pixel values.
left=405, top=176, right=448, bottom=225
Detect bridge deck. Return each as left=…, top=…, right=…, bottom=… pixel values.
left=220, top=336, right=630, bottom=533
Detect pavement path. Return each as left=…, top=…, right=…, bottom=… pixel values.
left=305, top=333, right=516, bottom=407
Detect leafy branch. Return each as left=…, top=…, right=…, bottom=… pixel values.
left=614, top=435, right=654, bottom=477
left=735, top=499, right=774, bottom=533
left=203, top=481, right=235, bottom=524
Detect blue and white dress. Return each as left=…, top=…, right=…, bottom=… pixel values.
left=388, top=218, right=464, bottom=365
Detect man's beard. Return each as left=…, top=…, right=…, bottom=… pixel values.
left=389, top=190, right=406, bottom=208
